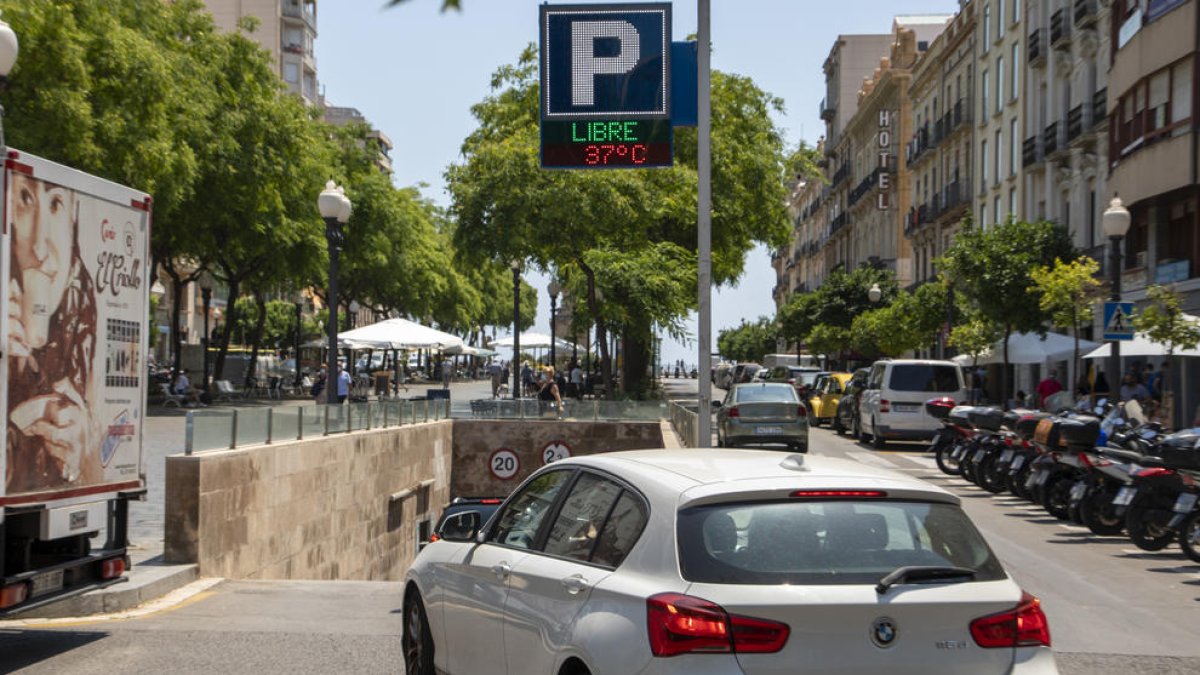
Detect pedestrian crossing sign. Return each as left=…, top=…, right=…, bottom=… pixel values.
left=1103, top=301, right=1135, bottom=341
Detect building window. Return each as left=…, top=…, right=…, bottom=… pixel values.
left=1009, top=188, right=1018, bottom=219
left=981, top=70, right=989, bottom=117
left=1115, top=57, right=1194, bottom=158
left=995, top=129, right=1002, bottom=183
left=983, top=4, right=991, bottom=48
left=1011, top=42, right=1020, bottom=100
left=980, top=201, right=989, bottom=226
left=981, top=139, right=988, bottom=188
left=996, top=56, right=1004, bottom=114
left=1013, top=0, right=1020, bottom=23
left=997, top=0, right=1006, bottom=38
left=284, top=62, right=300, bottom=84
left=994, top=196, right=1002, bottom=224
left=1009, top=118, right=1018, bottom=176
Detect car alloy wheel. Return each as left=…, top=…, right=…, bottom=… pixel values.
left=403, top=590, right=435, bottom=675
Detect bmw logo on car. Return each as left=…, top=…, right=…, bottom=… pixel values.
left=871, top=617, right=898, bottom=648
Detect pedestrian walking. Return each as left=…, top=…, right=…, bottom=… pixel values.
left=337, top=364, right=351, bottom=404
left=488, top=360, right=502, bottom=399
left=441, top=358, right=452, bottom=389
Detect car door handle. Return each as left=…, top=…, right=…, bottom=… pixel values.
left=560, top=574, right=589, bottom=595
left=491, top=563, right=512, bottom=579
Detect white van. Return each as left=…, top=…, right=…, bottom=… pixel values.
left=857, top=359, right=968, bottom=447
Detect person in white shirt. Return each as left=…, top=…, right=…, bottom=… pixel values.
left=569, top=361, right=583, bottom=399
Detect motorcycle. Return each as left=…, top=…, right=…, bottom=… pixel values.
left=1120, top=429, right=1200, bottom=552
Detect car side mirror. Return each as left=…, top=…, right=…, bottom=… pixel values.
left=712, top=400, right=723, bottom=409
left=440, top=511, right=482, bottom=542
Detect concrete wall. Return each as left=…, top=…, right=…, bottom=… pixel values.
left=164, top=419, right=665, bottom=581
left=165, top=421, right=454, bottom=581
left=449, top=420, right=665, bottom=497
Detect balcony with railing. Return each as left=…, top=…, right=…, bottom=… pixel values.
left=1023, top=135, right=1043, bottom=167
left=1050, top=9, right=1071, bottom=47
left=1044, top=121, right=1060, bottom=156
left=848, top=169, right=880, bottom=208
left=1093, top=88, right=1108, bottom=128
left=907, top=126, right=932, bottom=165
left=830, top=212, right=849, bottom=233
left=1066, top=105, right=1084, bottom=143
left=1029, top=30, right=1045, bottom=66
left=1074, top=0, right=1097, bottom=27
left=820, top=98, right=835, bottom=121
left=831, top=163, right=850, bottom=188
left=282, top=0, right=318, bottom=29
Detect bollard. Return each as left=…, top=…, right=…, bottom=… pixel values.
left=185, top=410, right=194, bottom=455
left=324, top=404, right=331, bottom=436
left=266, top=408, right=274, bottom=444
left=297, top=405, right=304, bottom=440
left=230, top=410, right=239, bottom=449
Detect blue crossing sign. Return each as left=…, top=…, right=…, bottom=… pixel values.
left=1103, top=301, right=1135, bottom=341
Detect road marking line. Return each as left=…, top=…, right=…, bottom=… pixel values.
left=900, top=455, right=939, bottom=469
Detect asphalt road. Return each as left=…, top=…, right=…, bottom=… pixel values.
left=3, top=378, right=1198, bottom=673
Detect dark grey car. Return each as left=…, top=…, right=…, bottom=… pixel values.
left=714, top=382, right=808, bottom=452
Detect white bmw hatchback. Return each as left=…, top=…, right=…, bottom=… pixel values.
left=403, top=449, right=1058, bottom=675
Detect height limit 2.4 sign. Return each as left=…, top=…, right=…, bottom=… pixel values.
left=540, top=3, right=672, bottom=169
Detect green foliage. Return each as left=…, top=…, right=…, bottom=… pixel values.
left=776, top=265, right=898, bottom=354
left=849, top=282, right=948, bottom=358
left=786, top=142, right=823, bottom=182
left=717, top=317, right=778, bottom=364
left=1136, top=285, right=1200, bottom=356
left=229, top=298, right=305, bottom=348
left=1030, top=257, right=1102, bottom=332
left=949, top=315, right=1001, bottom=363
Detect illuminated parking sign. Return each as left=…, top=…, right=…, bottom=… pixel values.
left=540, top=3, right=672, bottom=169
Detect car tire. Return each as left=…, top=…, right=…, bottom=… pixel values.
left=832, top=415, right=844, bottom=435
left=871, top=419, right=886, bottom=449
left=403, top=589, right=435, bottom=675
left=853, top=415, right=864, bottom=442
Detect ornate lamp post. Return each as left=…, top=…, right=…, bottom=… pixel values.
left=318, top=181, right=351, bottom=404
left=294, top=300, right=303, bottom=391
left=511, top=259, right=522, bottom=399
left=548, top=280, right=560, bottom=370
left=0, top=13, right=18, bottom=149
left=200, top=282, right=212, bottom=393
left=1103, top=196, right=1131, bottom=397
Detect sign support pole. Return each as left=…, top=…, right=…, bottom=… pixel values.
left=697, top=0, right=712, bottom=448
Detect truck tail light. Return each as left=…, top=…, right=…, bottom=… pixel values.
left=970, top=591, right=1050, bottom=648
left=647, top=593, right=789, bottom=657
left=880, top=399, right=891, bottom=413
left=728, top=407, right=740, bottom=418
left=0, top=582, right=30, bottom=609
left=797, top=404, right=807, bottom=418
left=100, top=557, right=126, bottom=580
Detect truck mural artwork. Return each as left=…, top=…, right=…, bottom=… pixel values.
left=1, top=149, right=150, bottom=615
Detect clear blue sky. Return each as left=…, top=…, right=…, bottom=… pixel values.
left=316, top=0, right=957, bottom=367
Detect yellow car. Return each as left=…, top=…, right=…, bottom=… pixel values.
left=806, top=371, right=853, bottom=427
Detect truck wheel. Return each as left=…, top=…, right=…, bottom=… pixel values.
left=871, top=419, right=886, bottom=449
left=403, top=589, right=435, bottom=675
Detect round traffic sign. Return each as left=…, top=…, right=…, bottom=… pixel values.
left=489, top=448, right=520, bottom=480
left=542, top=441, right=572, bottom=465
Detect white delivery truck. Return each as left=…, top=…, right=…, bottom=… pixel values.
left=0, top=149, right=150, bottom=615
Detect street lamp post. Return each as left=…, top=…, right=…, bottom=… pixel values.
left=200, top=284, right=212, bottom=394
left=294, top=300, right=303, bottom=392
left=1103, top=196, right=1131, bottom=398
left=511, top=260, right=522, bottom=399
left=0, top=14, right=18, bottom=149
left=548, top=281, right=560, bottom=370
left=318, top=180, right=351, bottom=404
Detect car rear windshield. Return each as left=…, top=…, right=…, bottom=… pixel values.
left=888, top=364, right=961, bottom=392
left=677, top=500, right=1005, bottom=585
left=735, top=385, right=798, bottom=403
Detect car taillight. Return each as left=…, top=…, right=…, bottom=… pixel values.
left=728, top=407, right=740, bottom=418
left=790, top=490, right=887, bottom=498
left=797, top=404, right=807, bottom=418
left=880, top=399, right=891, bottom=413
left=647, top=593, right=789, bottom=657
left=0, top=582, right=29, bottom=609
left=1135, top=467, right=1173, bottom=478
left=100, top=557, right=126, bottom=580
left=428, top=533, right=441, bottom=543
left=970, top=592, right=1050, bottom=648
left=480, top=499, right=502, bottom=504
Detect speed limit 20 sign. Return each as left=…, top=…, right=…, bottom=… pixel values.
left=489, top=448, right=521, bottom=481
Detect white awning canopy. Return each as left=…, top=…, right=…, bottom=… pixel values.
left=335, top=318, right=464, bottom=350
left=951, top=331, right=1099, bottom=365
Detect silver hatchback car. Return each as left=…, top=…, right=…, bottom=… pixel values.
left=716, top=382, right=808, bottom=452
left=402, top=449, right=1057, bottom=675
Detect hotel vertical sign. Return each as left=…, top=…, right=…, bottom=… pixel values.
left=878, top=109, right=893, bottom=209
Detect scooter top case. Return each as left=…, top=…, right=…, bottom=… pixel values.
left=1057, top=416, right=1101, bottom=450
left=1156, top=430, right=1200, bottom=471
left=924, top=396, right=957, bottom=420
left=1014, top=412, right=1052, bottom=441
left=967, top=407, right=1008, bottom=433
left=948, top=405, right=980, bottom=428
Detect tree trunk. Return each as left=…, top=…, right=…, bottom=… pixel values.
left=213, top=276, right=240, bottom=385
left=579, top=261, right=613, bottom=400
left=245, top=291, right=268, bottom=388
left=161, top=260, right=203, bottom=381
left=621, top=322, right=653, bottom=399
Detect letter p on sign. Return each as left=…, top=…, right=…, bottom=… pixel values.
left=541, top=3, right=671, bottom=119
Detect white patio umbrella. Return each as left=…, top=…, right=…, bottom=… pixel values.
left=951, top=331, right=1099, bottom=365
left=336, top=318, right=464, bottom=350
left=1083, top=313, right=1200, bottom=359
left=444, top=343, right=499, bottom=357
left=490, top=332, right=581, bottom=353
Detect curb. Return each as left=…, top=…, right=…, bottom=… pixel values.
left=13, top=560, right=199, bottom=620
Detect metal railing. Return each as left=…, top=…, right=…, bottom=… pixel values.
left=668, top=401, right=700, bottom=447
left=184, top=399, right=451, bottom=454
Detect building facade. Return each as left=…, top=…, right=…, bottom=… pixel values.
left=204, top=0, right=321, bottom=104
left=906, top=3, right=978, bottom=287
left=323, top=105, right=396, bottom=174
left=973, top=0, right=1025, bottom=226
left=1024, top=0, right=1112, bottom=253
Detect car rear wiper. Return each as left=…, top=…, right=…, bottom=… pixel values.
left=875, top=566, right=976, bottom=594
